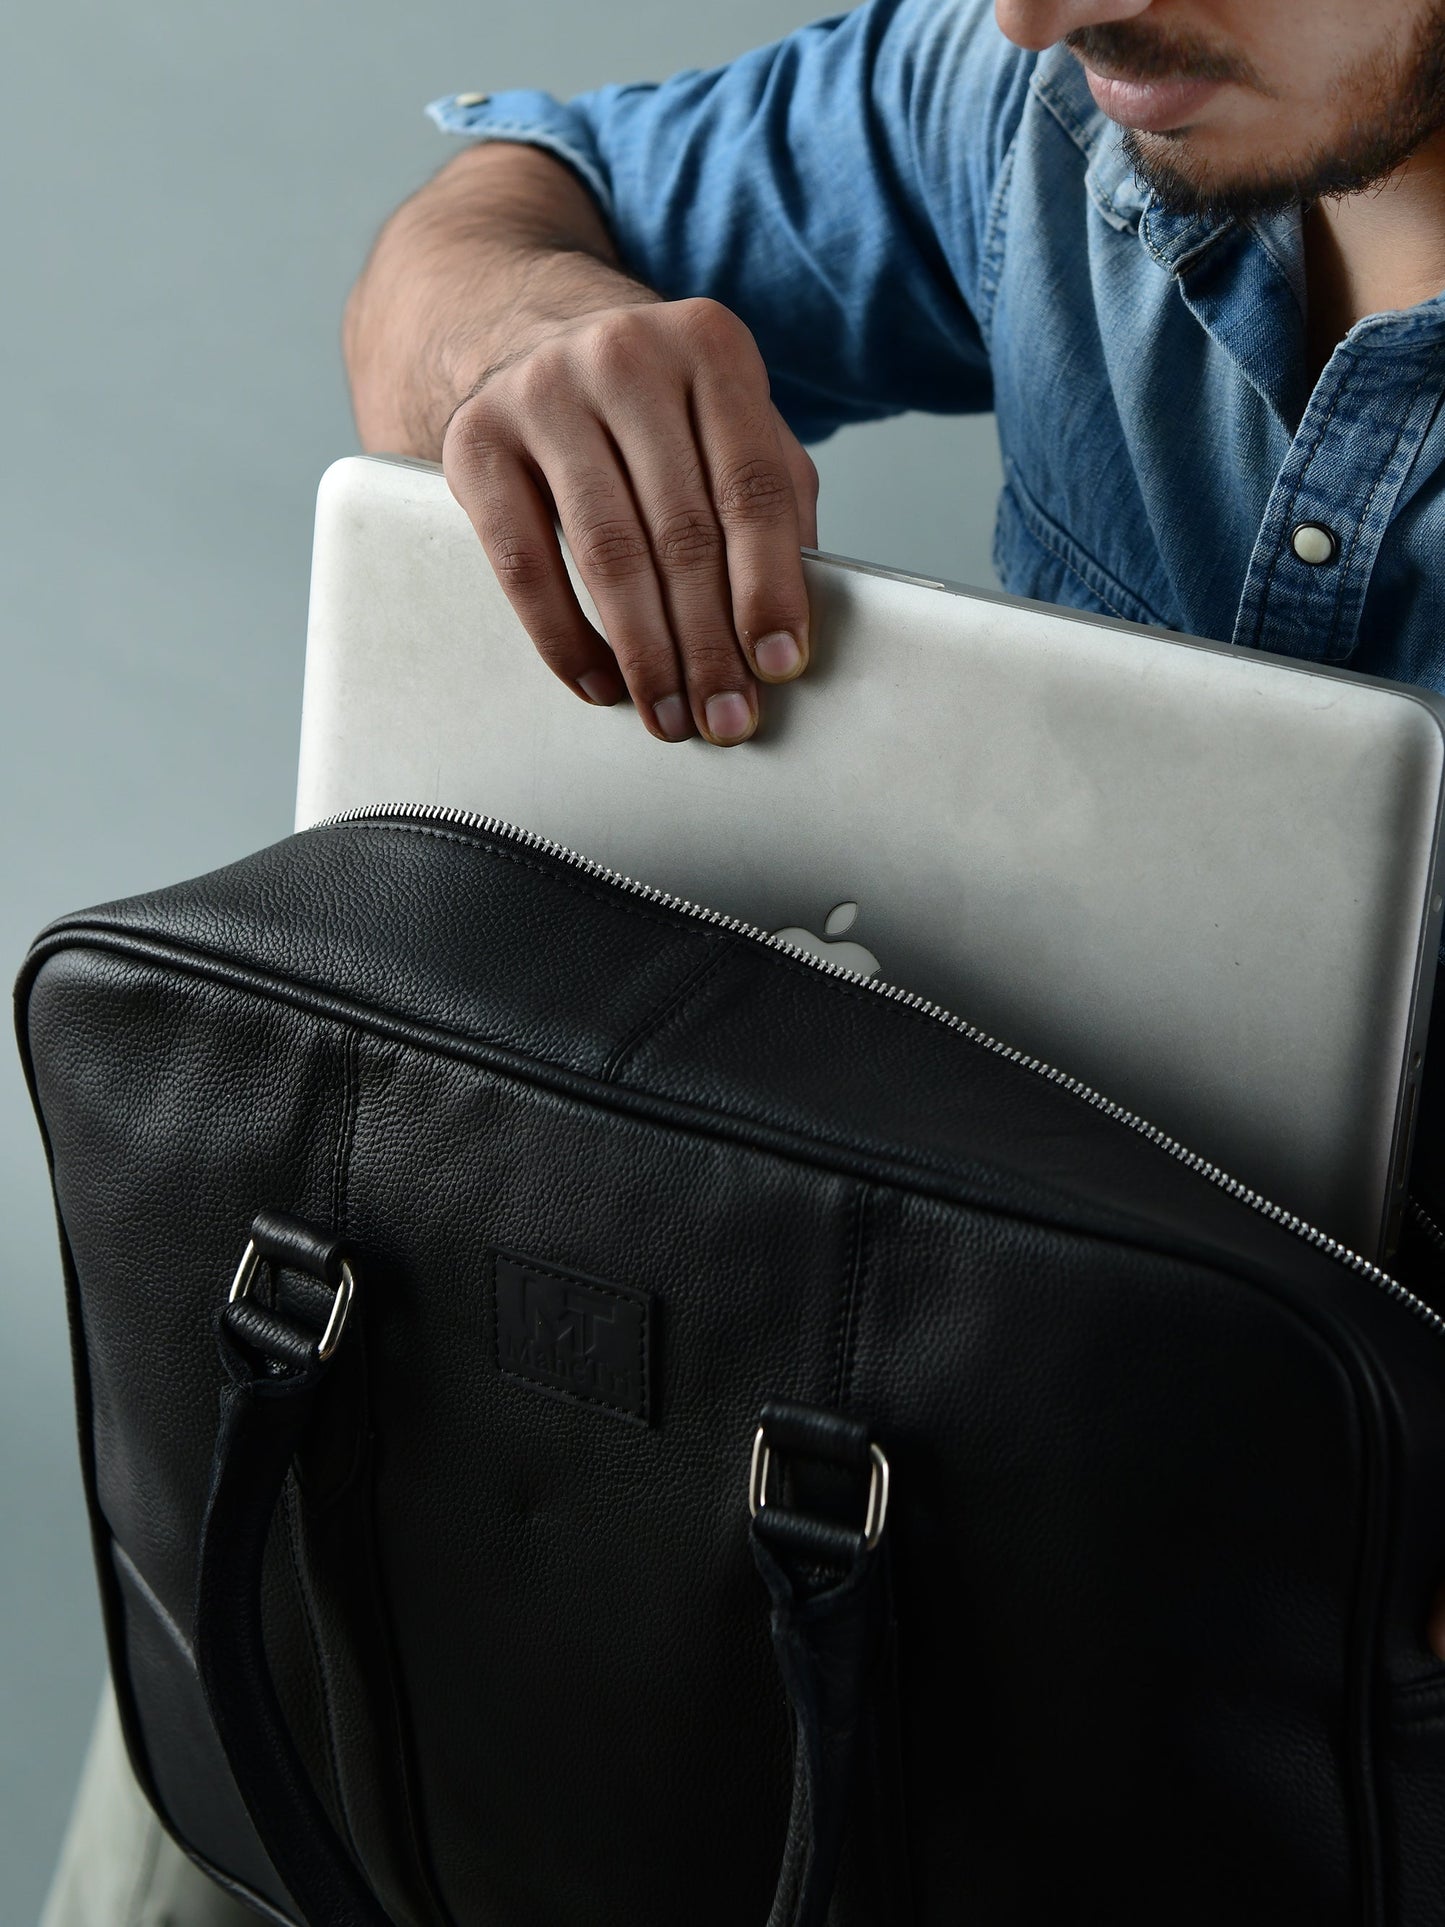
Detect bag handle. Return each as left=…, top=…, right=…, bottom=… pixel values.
left=194, top=1213, right=891, bottom=1927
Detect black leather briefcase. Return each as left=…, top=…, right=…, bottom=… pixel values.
left=17, top=804, right=1445, bottom=1926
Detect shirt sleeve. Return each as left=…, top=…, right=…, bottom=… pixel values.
left=425, top=0, right=1034, bottom=442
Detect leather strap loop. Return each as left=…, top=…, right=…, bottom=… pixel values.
left=193, top=1220, right=888, bottom=1926
left=759, top=1397, right=874, bottom=1470
left=249, top=1207, right=348, bottom=1286
left=220, top=1299, right=323, bottom=1377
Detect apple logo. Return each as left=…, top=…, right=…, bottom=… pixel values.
left=771, top=900, right=881, bottom=977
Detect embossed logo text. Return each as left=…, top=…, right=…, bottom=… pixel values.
left=492, top=1251, right=651, bottom=1423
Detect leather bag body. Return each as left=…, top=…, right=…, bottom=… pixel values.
left=17, top=807, right=1445, bottom=1925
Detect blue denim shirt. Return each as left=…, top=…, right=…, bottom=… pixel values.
left=427, top=0, right=1445, bottom=692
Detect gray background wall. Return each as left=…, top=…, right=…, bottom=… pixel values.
left=0, top=3, right=1000, bottom=1914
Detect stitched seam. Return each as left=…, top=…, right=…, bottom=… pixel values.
left=976, top=134, right=1019, bottom=343
left=38, top=927, right=1384, bottom=1409
left=1028, top=70, right=1099, bottom=157
left=354, top=1038, right=461, bottom=1926
left=832, top=1184, right=869, bottom=1411
left=278, top=1022, right=362, bottom=1866
left=297, top=1032, right=369, bottom=1508
left=1324, top=357, right=1435, bottom=658
left=1244, top=356, right=1358, bottom=648
left=493, top=1251, right=649, bottom=1327
left=48, top=921, right=1209, bottom=1195
left=1243, top=216, right=1306, bottom=319
left=1010, top=485, right=1135, bottom=621
left=1003, top=467, right=1166, bottom=625
left=279, top=1487, right=349, bottom=1833
left=339, top=1029, right=360, bottom=1235
left=365, top=821, right=706, bottom=931
left=1141, top=200, right=1233, bottom=274
left=328, top=1026, right=357, bottom=1240
left=492, top=1248, right=650, bottom=1422
left=372, top=1557, right=459, bottom=1927
left=1084, top=161, right=1132, bottom=232
left=1026, top=514, right=1133, bottom=619
left=1167, top=222, right=1235, bottom=276
left=601, top=941, right=738, bottom=1083
left=607, top=941, right=1209, bottom=1192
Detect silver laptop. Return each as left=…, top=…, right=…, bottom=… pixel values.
left=296, top=453, right=1445, bottom=1261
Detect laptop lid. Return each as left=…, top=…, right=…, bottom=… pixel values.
left=296, top=454, right=1445, bottom=1261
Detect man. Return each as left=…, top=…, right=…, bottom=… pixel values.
left=348, top=0, right=1445, bottom=750
left=43, top=1, right=1445, bottom=1919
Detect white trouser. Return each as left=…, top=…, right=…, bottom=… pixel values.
left=41, top=1681, right=256, bottom=1927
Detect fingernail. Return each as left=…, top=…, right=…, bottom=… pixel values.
left=754, top=630, right=801, bottom=678
left=654, top=693, right=692, bottom=741
left=705, top=691, right=754, bottom=743
left=579, top=670, right=621, bottom=706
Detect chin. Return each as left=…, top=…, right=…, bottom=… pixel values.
left=1121, top=129, right=1307, bottom=221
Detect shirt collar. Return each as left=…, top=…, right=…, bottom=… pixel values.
left=1032, top=44, right=1445, bottom=338
left=1031, top=48, right=1233, bottom=255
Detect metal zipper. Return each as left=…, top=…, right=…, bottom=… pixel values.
left=315, top=801, right=1445, bottom=1343
left=1411, top=1199, right=1445, bottom=1260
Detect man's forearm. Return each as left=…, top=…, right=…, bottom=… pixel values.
left=343, top=141, right=659, bottom=460
left=346, top=136, right=818, bottom=749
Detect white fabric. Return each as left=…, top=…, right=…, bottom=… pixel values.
left=40, top=1682, right=255, bottom=1927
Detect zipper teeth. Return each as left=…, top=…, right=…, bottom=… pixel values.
left=316, top=802, right=1445, bottom=1343
left=1411, top=1199, right=1445, bottom=1258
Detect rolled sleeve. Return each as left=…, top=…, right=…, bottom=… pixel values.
left=426, top=0, right=1031, bottom=441
left=425, top=89, right=616, bottom=222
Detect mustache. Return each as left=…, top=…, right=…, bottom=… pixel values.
left=1066, top=24, right=1264, bottom=90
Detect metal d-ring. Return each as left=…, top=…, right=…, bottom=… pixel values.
left=748, top=1425, right=891, bottom=1552
left=228, top=1238, right=355, bottom=1363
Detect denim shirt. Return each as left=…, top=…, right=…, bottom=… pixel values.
left=427, top=0, right=1445, bottom=693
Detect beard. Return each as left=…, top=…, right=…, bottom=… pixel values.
left=1067, top=9, right=1445, bottom=220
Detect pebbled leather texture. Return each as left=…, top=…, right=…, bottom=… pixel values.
left=17, top=810, right=1445, bottom=1925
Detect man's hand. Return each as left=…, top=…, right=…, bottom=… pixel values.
left=345, top=144, right=818, bottom=746
left=441, top=296, right=817, bottom=746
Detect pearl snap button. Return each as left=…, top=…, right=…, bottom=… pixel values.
left=454, top=92, right=490, bottom=107
left=1291, top=523, right=1338, bottom=566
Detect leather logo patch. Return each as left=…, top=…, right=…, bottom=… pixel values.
left=492, top=1250, right=652, bottom=1424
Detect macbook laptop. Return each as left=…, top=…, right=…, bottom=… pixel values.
left=295, top=453, right=1445, bottom=1262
